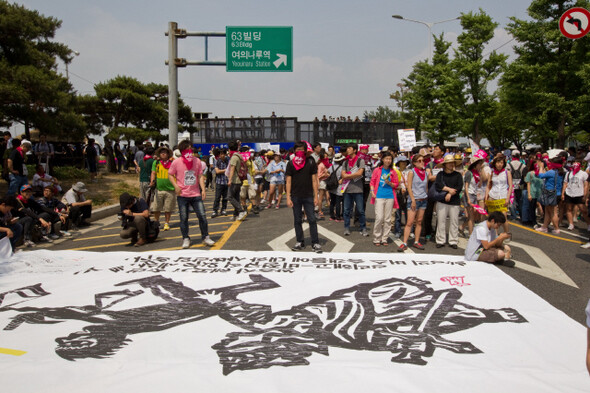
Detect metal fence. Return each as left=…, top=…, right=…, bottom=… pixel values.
left=195, top=117, right=405, bottom=147
left=195, top=117, right=297, bottom=144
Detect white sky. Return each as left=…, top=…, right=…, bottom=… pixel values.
left=16, top=0, right=532, bottom=125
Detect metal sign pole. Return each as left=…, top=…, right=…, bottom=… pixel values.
left=167, top=22, right=179, bottom=148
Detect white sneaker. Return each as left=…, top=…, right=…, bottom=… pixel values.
left=61, top=231, right=72, bottom=237
left=203, top=236, right=215, bottom=246
left=24, top=240, right=35, bottom=247
left=41, top=235, right=53, bottom=243
left=237, top=211, right=247, bottom=221
left=567, top=224, right=574, bottom=231
left=182, top=238, right=190, bottom=249
left=49, top=233, right=60, bottom=240
left=581, top=242, right=590, bottom=249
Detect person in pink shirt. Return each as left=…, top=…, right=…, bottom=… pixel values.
left=168, top=140, right=215, bottom=249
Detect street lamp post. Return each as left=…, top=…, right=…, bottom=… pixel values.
left=65, top=50, right=80, bottom=81
left=392, top=15, right=460, bottom=62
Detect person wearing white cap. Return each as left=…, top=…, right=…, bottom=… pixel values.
left=62, top=182, right=93, bottom=228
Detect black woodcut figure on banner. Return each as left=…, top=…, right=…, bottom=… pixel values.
left=0, top=275, right=526, bottom=374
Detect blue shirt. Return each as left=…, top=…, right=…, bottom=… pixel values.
left=376, top=168, right=395, bottom=199
left=538, top=170, right=564, bottom=195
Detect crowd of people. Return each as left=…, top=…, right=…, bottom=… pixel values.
left=199, top=140, right=590, bottom=261
left=2, top=133, right=590, bottom=259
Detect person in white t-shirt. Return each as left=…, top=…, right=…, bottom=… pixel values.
left=562, top=159, right=589, bottom=230
left=464, top=211, right=514, bottom=267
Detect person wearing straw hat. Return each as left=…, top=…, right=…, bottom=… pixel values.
left=434, top=154, right=464, bottom=249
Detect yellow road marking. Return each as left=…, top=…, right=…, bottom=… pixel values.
left=510, top=222, right=584, bottom=244
left=210, top=206, right=253, bottom=250
left=88, top=222, right=231, bottom=240
left=0, top=347, right=26, bottom=356
left=70, top=231, right=228, bottom=251
left=102, top=219, right=234, bottom=230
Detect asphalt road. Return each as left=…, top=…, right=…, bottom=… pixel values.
left=37, top=198, right=590, bottom=325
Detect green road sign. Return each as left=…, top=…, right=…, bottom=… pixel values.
left=226, top=26, right=292, bottom=72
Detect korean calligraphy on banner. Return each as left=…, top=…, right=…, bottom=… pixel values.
left=0, top=249, right=587, bottom=393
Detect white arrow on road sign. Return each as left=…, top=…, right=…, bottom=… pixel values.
left=273, top=54, right=287, bottom=68
left=267, top=223, right=354, bottom=252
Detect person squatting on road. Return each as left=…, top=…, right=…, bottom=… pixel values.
left=464, top=211, right=514, bottom=267
left=286, top=141, right=322, bottom=253
left=168, top=139, right=215, bottom=249
left=119, top=192, right=150, bottom=247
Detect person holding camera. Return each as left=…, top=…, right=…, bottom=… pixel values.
left=119, top=192, right=149, bottom=247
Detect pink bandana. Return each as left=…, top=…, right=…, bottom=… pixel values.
left=414, top=167, right=426, bottom=181
left=239, top=152, right=251, bottom=162
left=320, top=157, right=332, bottom=168
left=181, top=149, right=194, bottom=166
left=293, top=151, right=306, bottom=171
left=572, top=162, right=581, bottom=175
left=160, top=160, right=172, bottom=170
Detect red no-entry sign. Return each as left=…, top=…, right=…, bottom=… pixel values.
left=559, top=7, right=590, bottom=39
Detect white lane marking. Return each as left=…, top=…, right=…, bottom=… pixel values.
left=267, top=223, right=355, bottom=253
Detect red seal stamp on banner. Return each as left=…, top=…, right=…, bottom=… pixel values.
left=559, top=7, right=590, bottom=39
left=440, top=276, right=471, bottom=287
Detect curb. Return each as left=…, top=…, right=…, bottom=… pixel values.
left=89, top=203, right=119, bottom=222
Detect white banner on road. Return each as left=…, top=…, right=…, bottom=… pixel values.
left=0, top=250, right=587, bottom=393
left=397, top=129, right=417, bottom=152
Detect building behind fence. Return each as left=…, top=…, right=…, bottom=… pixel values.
left=193, top=117, right=406, bottom=147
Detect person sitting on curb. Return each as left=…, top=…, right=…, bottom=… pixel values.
left=62, top=182, right=92, bottom=228
left=13, top=184, right=56, bottom=246
left=119, top=192, right=149, bottom=247
left=37, top=185, right=72, bottom=237
left=464, top=211, right=515, bottom=267
left=0, top=195, right=23, bottom=251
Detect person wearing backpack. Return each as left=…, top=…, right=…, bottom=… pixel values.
left=327, top=153, right=345, bottom=221
left=508, top=150, right=526, bottom=221
left=226, top=140, right=248, bottom=221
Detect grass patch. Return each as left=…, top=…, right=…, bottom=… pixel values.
left=111, top=181, right=139, bottom=199
left=52, top=166, right=90, bottom=180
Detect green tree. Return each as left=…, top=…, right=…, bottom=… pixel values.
left=363, top=106, right=403, bottom=123
left=78, top=76, right=195, bottom=171
left=501, top=0, right=590, bottom=149
left=401, top=34, right=463, bottom=143
left=453, top=9, right=507, bottom=144
left=402, top=59, right=432, bottom=133
left=0, top=1, right=83, bottom=138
